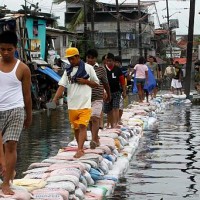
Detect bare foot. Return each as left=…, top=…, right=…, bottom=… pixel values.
left=73, top=150, right=84, bottom=158
left=1, top=183, right=14, bottom=195
left=11, top=170, right=16, bottom=183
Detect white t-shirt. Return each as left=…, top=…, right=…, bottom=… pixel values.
left=58, top=62, right=99, bottom=110
left=134, top=64, right=148, bottom=79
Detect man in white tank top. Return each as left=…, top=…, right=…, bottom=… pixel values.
left=0, top=31, right=32, bottom=195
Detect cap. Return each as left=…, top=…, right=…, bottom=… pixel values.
left=65, top=47, right=79, bottom=58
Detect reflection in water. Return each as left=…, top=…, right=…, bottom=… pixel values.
left=16, top=105, right=72, bottom=178
left=109, top=105, right=200, bottom=200
left=182, top=110, right=198, bottom=198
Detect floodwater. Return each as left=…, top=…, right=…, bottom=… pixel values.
left=16, top=97, right=200, bottom=200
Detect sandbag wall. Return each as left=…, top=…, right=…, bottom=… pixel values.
left=0, top=101, right=161, bottom=200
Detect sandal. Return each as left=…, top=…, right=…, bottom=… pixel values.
left=73, top=149, right=84, bottom=158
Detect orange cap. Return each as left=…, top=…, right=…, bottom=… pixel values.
left=65, top=47, right=79, bottom=58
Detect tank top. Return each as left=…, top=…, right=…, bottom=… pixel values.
left=0, top=60, right=24, bottom=111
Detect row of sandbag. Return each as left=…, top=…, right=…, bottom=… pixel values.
left=1, top=101, right=159, bottom=200
left=1, top=126, right=142, bottom=200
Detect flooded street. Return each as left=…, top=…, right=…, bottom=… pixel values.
left=16, top=98, right=200, bottom=200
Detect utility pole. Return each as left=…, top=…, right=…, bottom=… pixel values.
left=138, top=0, right=142, bottom=57
left=166, top=0, right=172, bottom=58
left=116, top=0, right=122, bottom=57
left=185, top=0, right=196, bottom=98
left=83, top=0, right=88, bottom=56
left=91, top=0, right=95, bottom=48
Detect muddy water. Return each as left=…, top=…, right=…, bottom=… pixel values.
left=108, top=105, right=200, bottom=200
left=16, top=100, right=200, bottom=200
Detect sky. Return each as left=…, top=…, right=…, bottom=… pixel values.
left=1, top=0, right=200, bottom=35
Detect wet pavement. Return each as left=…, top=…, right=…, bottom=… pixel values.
left=16, top=96, right=200, bottom=200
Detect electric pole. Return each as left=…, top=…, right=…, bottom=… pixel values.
left=116, top=0, right=122, bottom=57
left=138, top=0, right=142, bottom=57
left=91, top=0, right=95, bottom=48
left=185, top=0, right=196, bottom=98
left=83, top=0, right=88, bottom=56
left=166, top=0, right=172, bottom=58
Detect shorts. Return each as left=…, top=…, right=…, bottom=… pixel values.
left=171, top=78, right=182, bottom=89
left=68, top=109, right=91, bottom=130
left=119, top=95, right=124, bottom=110
left=91, top=100, right=103, bottom=118
left=104, top=91, right=121, bottom=114
left=0, top=107, right=25, bottom=144
left=136, top=78, right=146, bottom=87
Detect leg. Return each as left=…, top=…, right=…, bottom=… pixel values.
left=112, top=108, right=119, bottom=128
left=106, top=111, right=112, bottom=128
left=137, top=83, right=143, bottom=102
left=90, top=116, right=100, bottom=149
left=0, top=132, right=5, bottom=177
left=74, top=128, right=79, bottom=144
left=2, top=141, right=17, bottom=195
left=73, top=124, right=87, bottom=158
left=99, top=111, right=104, bottom=129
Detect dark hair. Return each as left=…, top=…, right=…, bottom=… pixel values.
left=175, top=61, right=179, bottom=64
left=106, top=53, right=115, bottom=60
left=86, top=49, right=98, bottom=58
left=138, top=56, right=146, bottom=64
left=115, top=56, right=122, bottom=64
left=148, top=55, right=154, bottom=59
left=0, top=31, right=18, bottom=47
left=102, top=54, right=106, bottom=61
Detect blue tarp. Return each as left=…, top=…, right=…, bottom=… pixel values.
left=37, top=67, right=61, bottom=82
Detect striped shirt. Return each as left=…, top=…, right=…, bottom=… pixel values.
left=92, top=63, right=108, bottom=101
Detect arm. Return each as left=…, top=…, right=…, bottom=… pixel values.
left=145, top=70, right=148, bottom=83
left=76, top=78, right=99, bottom=88
left=53, top=85, right=65, bottom=104
left=101, top=66, right=111, bottom=102
left=103, top=83, right=111, bottom=102
left=119, top=75, right=126, bottom=98
left=22, top=65, right=32, bottom=129
left=77, top=65, right=99, bottom=88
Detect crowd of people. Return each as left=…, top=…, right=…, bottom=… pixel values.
left=0, top=29, right=186, bottom=195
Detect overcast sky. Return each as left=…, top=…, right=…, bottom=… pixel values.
left=1, top=0, right=200, bottom=35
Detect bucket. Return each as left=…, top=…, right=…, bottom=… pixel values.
left=59, top=98, right=63, bottom=105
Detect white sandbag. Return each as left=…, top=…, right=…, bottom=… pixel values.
left=28, top=163, right=51, bottom=170
left=50, top=168, right=81, bottom=178
left=75, top=188, right=84, bottom=200
left=46, top=175, right=79, bottom=186
left=147, top=117, right=158, bottom=130
left=32, top=193, right=64, bottom=200
left=83, top=170, right=94, bottom=185
left=99, top=160, right=109, bottom=174
left=23, top=172, right=50, bottom=180
left=48, top=163, right=85, bottom=173
left=32, top=188, right=69, bottom=200
left=45, top=181, right=75, bottom=192
left=23, top=167, right=49, bottom=175
left=78, top=182, right=87, bottom=194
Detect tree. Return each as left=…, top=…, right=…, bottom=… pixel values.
left=53, top=0, right=96, bottom=49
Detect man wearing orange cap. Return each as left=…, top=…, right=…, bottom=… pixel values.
left=53, top=47, right=99, bottom=158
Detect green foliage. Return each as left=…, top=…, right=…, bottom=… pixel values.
left=69, top=9, right=84, bottom=31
